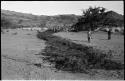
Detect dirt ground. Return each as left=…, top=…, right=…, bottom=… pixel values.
left=1, top=29, right=93, bottom=80
left=1, top=29, right=124, bottom=80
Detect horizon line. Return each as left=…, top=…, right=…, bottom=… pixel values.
left=1, top=8, right=124, bottom=16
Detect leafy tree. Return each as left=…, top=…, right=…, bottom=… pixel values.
left=82, top=6, right=106, bottom=31
left=72, top=6, right=123, bottom=32
left=72, top=6, right=106, bottom=31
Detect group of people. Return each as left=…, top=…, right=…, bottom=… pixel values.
left=87, top=28, right=112, bottom=43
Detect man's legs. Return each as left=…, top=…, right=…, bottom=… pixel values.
left=88, top=36, right=91, bottom=43
left=108, top=34, right=111, bottom=40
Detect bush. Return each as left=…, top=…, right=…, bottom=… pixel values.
left=1, top=16, right=19, bottom=29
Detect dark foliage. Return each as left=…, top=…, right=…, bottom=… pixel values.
left=1, top=16, right=20, bottom=29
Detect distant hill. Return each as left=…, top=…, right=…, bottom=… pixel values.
left=105, top=11, right=123, bottom=20
left=1, top=9, right=40, bottom=20
left=1, top=9, right=123, bottom=30
left=1, top=9, right=42, bottom=27
left=103, top=11, right=124, bottom=26
left=1, top=9, right=80, bottom=28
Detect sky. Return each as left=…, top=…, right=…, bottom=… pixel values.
left=1, top=1, right=124, bottom=16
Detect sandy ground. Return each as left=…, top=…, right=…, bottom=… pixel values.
left=1, top=29, right=93, bottom=80
left=54, top=31, right=124, bottom=64
left=1, top=29, right=124, bottom=80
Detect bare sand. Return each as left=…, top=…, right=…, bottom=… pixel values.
left=1, top=29, right=92, bottom=80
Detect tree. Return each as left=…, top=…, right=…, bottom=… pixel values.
left=73, top=7, right=123, bottom=32
left=72, top=6, right=106, bottom=31
left=71, top=6, right=123, bottom=42
left=72, top=6, right=107, bottom=43
left=82, top=6, right=106, bottom=31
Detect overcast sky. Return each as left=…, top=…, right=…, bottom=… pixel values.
left=1, top=1, right=124, bottom=16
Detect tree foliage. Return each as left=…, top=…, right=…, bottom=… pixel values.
left=82, top=6, right=106, bottom=31
left=72, top=6, right=123, bottom=32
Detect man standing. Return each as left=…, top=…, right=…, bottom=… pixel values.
left=88, top=29, right=92, bottom=43
left=108, top=28, right=112, bottom=40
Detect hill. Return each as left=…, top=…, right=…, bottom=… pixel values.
left=1, top=9, right=42, bottom=27
left=105, top=11, right=123, bottom=20
left=103, top=11, right=124, bottom=26
left=1, top=9, right=123, bottom=30
left=1, top=9, right=80, bottom=29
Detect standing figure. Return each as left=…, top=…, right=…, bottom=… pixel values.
left=108, top=28, right=112, bottom=40
left=88, top=30, right=92, bottom=43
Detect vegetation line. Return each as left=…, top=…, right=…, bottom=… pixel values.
left=37, top=30, right=124, bottom=73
